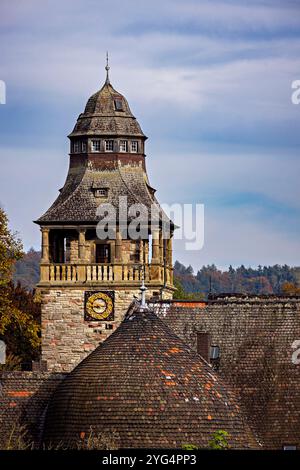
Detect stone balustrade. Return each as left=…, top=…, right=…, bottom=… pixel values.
left=39, top=262, right=173, bottom=286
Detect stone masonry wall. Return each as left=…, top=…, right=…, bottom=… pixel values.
left=41, top=287, right=169, bottom=372
left=151, top=296, right=300, bottom=449
left=0, top=372, right=66, bottom=448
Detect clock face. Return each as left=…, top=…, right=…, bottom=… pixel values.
left=84, top=291, right=114, bottom=321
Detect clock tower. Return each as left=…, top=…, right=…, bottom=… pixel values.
left=35, top=61, right=174, bottom=372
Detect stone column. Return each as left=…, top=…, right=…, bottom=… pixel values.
left=144, top=239, right=149, bottom=264
left=167, top=236, right=173, bottom=266
left=41, top=227, right=50, bottom=262
left=115, top=228, right=122, bottom=261
left=77, top=228, right=86, bottom=282
left=151, top=229, right=160, bottom=263
left=114, top=228, right=123, bottom=281
left=159, top=230, right=164, bottom=263
left=78, top=228, right=86, bottom=260
left=151, top=229, right=160, bottom=281
left=144, top=238, right=149, bottom=281
left=139, top=239, right=144, bottom=263
left=40, top=227, right=50, bottom=282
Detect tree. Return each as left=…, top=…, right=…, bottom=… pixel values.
left=281, top=281, right=300, bottom=295
left=0, top=207, right=23, bottom=286
left=173, top=277, right=186, bottom=299
left=173, top=276, right=205, bottom=300
left=0, top=207, right=40, bottom=368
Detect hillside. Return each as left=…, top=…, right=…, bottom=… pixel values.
left=174, top=260, right=300, bottom=296
left=13, top=248, right=40, bottom=290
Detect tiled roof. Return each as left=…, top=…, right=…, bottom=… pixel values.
left=69, top=82, right=145, bottom=138
left=152, top=299, right=300, bottom=449
left=42, top=304, right=258, bottom=449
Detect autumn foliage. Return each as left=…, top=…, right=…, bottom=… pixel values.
left=0, top=207, right=40, bottom=369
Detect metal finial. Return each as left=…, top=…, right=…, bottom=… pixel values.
left=105, top=51, right=110, bottom=84
left=140, top=278, right=147, bottom=308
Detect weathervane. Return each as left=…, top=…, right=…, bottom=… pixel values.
left=105, top=51, right=110, bottom=84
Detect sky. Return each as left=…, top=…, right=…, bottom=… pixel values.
left=1, top=0, right=300, bottom=271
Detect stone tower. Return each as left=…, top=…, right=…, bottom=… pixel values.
left=35, top=63, right=174, bottom=372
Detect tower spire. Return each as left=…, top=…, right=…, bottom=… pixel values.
left=105, top=51, right=110, bottom=85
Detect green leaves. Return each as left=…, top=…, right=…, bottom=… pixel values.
left=0, top=207, right=40, bottom=365
left=208, top=430, right=230, bottom=450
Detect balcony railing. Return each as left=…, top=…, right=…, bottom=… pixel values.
left=39, top=262, right=173, bottom=285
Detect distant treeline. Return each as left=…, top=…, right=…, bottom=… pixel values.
left=13, top=249, right=300, bottom=296
left=174, top=260, right=300, bottom=296
left=13, top=248, right=40, bottom=290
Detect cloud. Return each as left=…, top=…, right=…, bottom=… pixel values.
left=0, top=146, right=67, bottom=248
left=0, top=0, right=299, bottom=269
left=174, top=205, right=300, bottom=270
left=148, top=145, right=300, bottom=209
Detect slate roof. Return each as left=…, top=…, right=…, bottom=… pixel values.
left=69, top=82, right=145, bottom=138
left=36, top=78, right=169, bottom=225
left=42, top=304, right=258, bottom=449
left=36, top=162, right=165, bottom=224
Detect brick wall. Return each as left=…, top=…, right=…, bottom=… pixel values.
left=0, top=372, right=66, bottom=448
left=151, top=296, right=300, bottom=449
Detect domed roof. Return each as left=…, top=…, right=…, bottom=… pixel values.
left=42, top=304, right=258, bottom=449
left=69, top=79, right=145, bottom=138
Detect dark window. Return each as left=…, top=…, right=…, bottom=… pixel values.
left=73, top=140, right=81, bottom=153
left=105, top=140, right=114, bottom=152
left=130, top=241, right=140, bottom=262
left=95, top=244, right=111, bottom=263
left=210, top=345, right=220, bottom=360
left=196, top=332, right=211, bottom=362
left=93, top=188, right=108, bottom=197
left=131, top=141, right=138, bottom=153
left=91, top=140, right=101, bottom=152
left=114, top=99, right=123, bottom=111
left=119, top=140, right=128, bottom=152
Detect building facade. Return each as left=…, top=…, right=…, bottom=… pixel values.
left=35, top=65, right=174, bottom=372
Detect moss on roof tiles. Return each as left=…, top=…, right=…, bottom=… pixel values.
left=42, top=304, right=258, bottom=449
